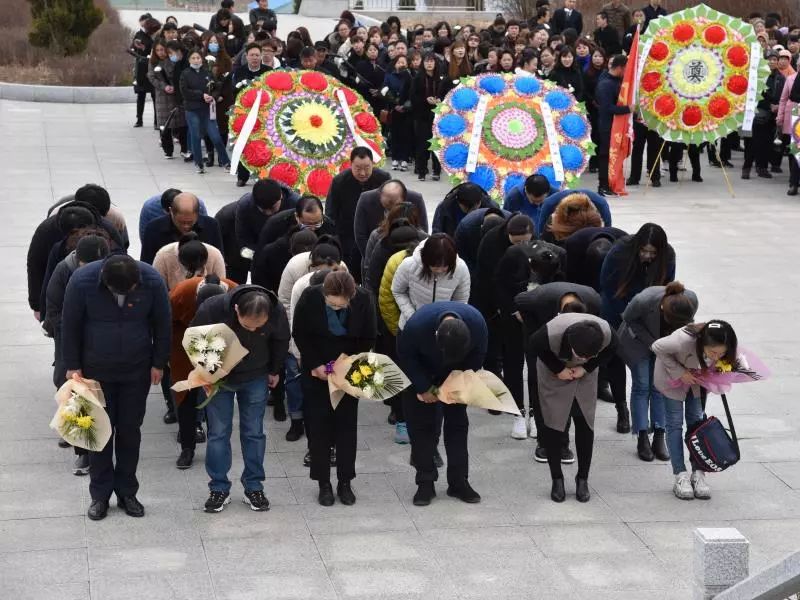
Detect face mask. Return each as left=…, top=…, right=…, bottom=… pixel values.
left=208, top=43, right=219, bottom=53
left=169, top=55, right=179, bottom=63
left=190, top=63, right=202, bottom=70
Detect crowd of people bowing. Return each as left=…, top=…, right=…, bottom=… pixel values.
left=29, top=144, right=741, bottom=520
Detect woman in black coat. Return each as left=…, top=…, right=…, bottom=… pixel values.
left=293, top=271, right=377, bottom=507
left=131, top=16, right=156, bottom=128
left=410, top=52, right=451, bottom=181
left=548, top=46, right=584, bottom=102
left=356, top=43, right=386, bottom=118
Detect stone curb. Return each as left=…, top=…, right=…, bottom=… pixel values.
left=0, top=82, right=134, bottom=103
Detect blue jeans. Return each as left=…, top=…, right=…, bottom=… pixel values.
left=285, top=353, right=303, bottom=420
left=185, top=108, right=230, bottom=168
left=629, top=357, right=666, bottom=434
left=205, top=378, right=267, bottom=493
left=664, top=392, right=704, bottom=475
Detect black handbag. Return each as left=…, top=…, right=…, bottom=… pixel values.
left=685, top=393, right=740, bottom=473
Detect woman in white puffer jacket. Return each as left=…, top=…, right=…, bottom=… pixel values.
left=391, top=233, right=471, bottom=330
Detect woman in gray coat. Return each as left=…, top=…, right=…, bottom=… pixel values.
left=617, top=281, right=698, bottom=462
left=652, top=320, right=738, bottom=501
left=147, top=40, right=186, bottom=159
left=529, top=311, right=617, bottom=503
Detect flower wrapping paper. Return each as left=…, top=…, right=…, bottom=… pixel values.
left=50, top=376, right=112, bottom=451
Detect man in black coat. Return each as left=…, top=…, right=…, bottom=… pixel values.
left=62, top=255, right=171, bottom=521
left=593, top=12, right=622, bottom=56
left=550, top=0, right=583, bottom=35
left=325, top=146, right=391, bottom=277
left=595, top=55, right=631, bottom=196
left=140, top=192, right=223, bottom=264
left=431, top=182, right=493, bottom=238
left=642, top=0, right=667, bottom=32
left=562, top=226, right=626, bottom=290
left=515, top=281, right=601, bottom=462
left=215, top=202, right=248, bottom=284
left=235, top=179, right=300, bottom=261
left=131, top=14, right=155, bottom=127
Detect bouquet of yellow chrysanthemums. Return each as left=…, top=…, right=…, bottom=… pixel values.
left=327, top=352, right=410, bottom=409
left=50, top=375, right=111, bottom=451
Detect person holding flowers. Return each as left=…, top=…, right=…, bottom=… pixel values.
left=293, top=271, right=377, bottom=507
left=190, top=285, right=290, bottom=513
left=652, top=320, right=739, bottom=501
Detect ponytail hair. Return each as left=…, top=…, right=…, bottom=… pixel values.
left=660, top=281, right=697, bottom=330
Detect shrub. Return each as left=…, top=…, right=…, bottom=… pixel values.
left=28, top=0, right=104, bottom=56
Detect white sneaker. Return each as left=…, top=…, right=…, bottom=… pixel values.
left=400, top=161, right=409, bottom=172
left=691, top=471, right=711, bottom=499
left=391, top=160, right=399, bottom=170
left=673, top=472, right=694, bottom=500
left=511, top=416, right=527, bottom=440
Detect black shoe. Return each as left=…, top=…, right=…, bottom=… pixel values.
left=722, top=160, right=734, bottom=168
left=117, top=495, right=145, bottom=517
left=318, top=482, right=335, bottom=506
left=575, top=476, right=591, bottom=502
left=637, top=431, right=654, bottom=462
left=652, top=428, right=670, bottom=461
left=433, top=449, right=444, bottom=468
left=651, top=179, right=661, bottom=188
left=788, top=186, right=798, bottom=196
left=669, top=174, right=679, bottom=182
left=176, top=449, right=194, bottom=469
left=625, top=178, right=639, bottom=186
left=73, top=453, right=90, bottom=476
left=691, top=173, right=703, bottom=183
left=205, top=155, right=214, bottom=167
left=446, top=481, right=481, bottom=503
left=432, top=174, right=440, bottom=181
left=387, top=410, right=397, bottom=425
left=134, top=121, right=143, bottom=128
left=163, top=408, right=177, bottom=424
left=534, top=445, right=548, bottom=463
left=488, top=409, right=501, bottom=415
left=418, top=174, right=426, bottom=181
left=560, top=447, right=575, bottom=464
left=195, top=424, right=206, bottom=444
left=183, top=154, right=194, bottom=163
left=551, top=478, right=565, bottom=503
left=330, top=447, right=337, bottom=467
left=243, top=489, right=270, bottom=511
left=757, top=168, right=773, bottom=179
left=709, top=159, right=721, bottom=168
left=204, top=490, right=230, bottom=513
left=236, top=180, right=247, bottom=187
left=413, top=482, right=436, bottom=506
left=597, top=382, right=614, bottom=404
left=337, top=481, right=356, bottom=506
left=617, top=406, right=631, bottom=434
left=771, top=166, right=783, bottom=174
left=597, top=187, right=617, bottom=197
left=87, top=499, right=108, bottom=520
left=58, top=438, right=71, bottom=449
left=286, top=418, right=304, bottom=442
left=303, top=450, right=311, bottom=467
left=273, top=400, right=287, bottom=422
left=741, top=168, right=751, bottom=180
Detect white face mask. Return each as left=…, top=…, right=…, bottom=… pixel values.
left=190, top=63, right=202, bottom=70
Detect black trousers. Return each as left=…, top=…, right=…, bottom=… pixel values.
left=389, top=112, right=413, bottom=163
left=597, top=144, right=610, bottom=189
left=790, top=154, right=800, bottom=187
left=629, top=122, right=663, bottom=184
left=525, top=353, right=570, bottom=449
left=404, top=395, right=468, bottom=486
left=541, top=400, right=594, bottom=480
left=90, top=378, right=150, bottom=501
left=178, top=389, right=200, bottom=451
left=500, top=314, right=526, bottom=411
left=414, top=118, right=440, bottom=176
left=160, top=126, right=187, bottom=157
left=668, top=143, right=701, bottom=177
left=600, top=354, right=627, bottom=411
left=378, top=328, right=405, bottom=422
left=302, top=374, right=358, bottom=483
left=482, top=313, right=503, bottom=376
left=136, top=92, right=155, bottom=124
left=743, top=121, right=775, bottom=170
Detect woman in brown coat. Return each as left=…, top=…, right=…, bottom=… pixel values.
left=169, top=274, right=238, bottom=469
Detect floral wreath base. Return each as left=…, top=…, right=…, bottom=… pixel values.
left=639, top=3, right=768, bottom=145
left=430, top=73, right=594, bottom=201
left=229, top=70, right=384, bottom=196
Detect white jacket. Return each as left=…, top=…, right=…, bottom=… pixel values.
left=391, top=238, right=470, bottom=330
left=278, top=252, right=350, bottom=312
left=287, top=271, right=316, bottom=360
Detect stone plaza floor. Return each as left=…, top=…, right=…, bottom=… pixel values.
left=2, top=98, right=800, bottom=599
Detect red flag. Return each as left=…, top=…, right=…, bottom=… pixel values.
left=608, top=27, right=640, bottom=196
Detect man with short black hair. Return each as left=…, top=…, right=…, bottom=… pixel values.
left=235, top=178, right=300, bottom=262
left=62, top=255, right=171, bottom=520
left=325, top=147, right=391, bottom=276
left=502, top=174, right=554, bottom=229
left=593, top=11, right=622, bottom=56
left=300, top=46, right=317, bottom=70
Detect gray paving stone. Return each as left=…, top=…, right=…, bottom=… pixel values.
left=204, top=537, right=323, bottom=576
left=88, top=540, right=210, bottom=578
left=0, top=516, right=86, bottom=553
left=326, top=559, right=460, bottom=599
left=90, top=572, right=216, bottom=600
left=0, top=547, right=89, bottom=584
left=524, top=522, right=650, bottom=557
left=3, top=581, right=89, bottom=600
left=213, top=569, right=338, bottom=600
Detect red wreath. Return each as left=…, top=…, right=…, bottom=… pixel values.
left=300, top=71, right=328, bottom=92
left=673, top=23, right=695, bottom=44
left=704, top=25, right=727, bottom=45
left=726, top=75, right=748, bottom=96
left=355, top=112, right=379, bottom=133
left=365, top=138, right=382, bottom=157
left=243, top=140, right=272, bottom=166
left=307, top=168, right=334, bottom=197
left=341, top=87, right=358, bottom=106
left=649, top=41, right=670, bottom=62
left=270, top=162, right=300, bottom=186
left=241, top=88, right=265, bottom=108
left=708, top=96, right=731, bottom=119
left=682, top=105, right=703, bottom=127
left=232, top=115, right=261, bottom=135
left=654, top=94, right=677, bottom=118
left=641, top=72, right=662, bottom=93
left=726, top=45, right=748, bottom=68
left=265, top=71, right=294, bottom=91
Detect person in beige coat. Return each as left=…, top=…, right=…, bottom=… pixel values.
left=652, top=320, right=739, bottom=501
left=153, top=233, right=226, bottom=290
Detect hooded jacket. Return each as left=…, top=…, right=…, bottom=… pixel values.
left=391, top=238, right=471, bottom=330
left=190, top=285, right=290, bottom=384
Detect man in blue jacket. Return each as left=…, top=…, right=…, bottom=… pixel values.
left=61, top=255, right=171, bottom=521
left=397, top=302, right=488, bottom=507
left=502, top=174, right=555, bottom=232
left=138, top=189, right=208, bottom=243
left=595, top=54, right=632, bottom=197
left=536, top=189, right=613, bottom=238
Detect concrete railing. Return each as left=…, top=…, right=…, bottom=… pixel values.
left=694, top=527, right=800, bottom=600
left=0, top=82, right=134, bottom=104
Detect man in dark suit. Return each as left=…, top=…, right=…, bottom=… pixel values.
left=550, top=0, right=583, bottom=35
left=593, top=11, right=622, bottom=56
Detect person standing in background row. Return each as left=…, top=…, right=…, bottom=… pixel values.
left=595, top=54, right=630, bottom=197
left=131, top=14, right=157, bottom=128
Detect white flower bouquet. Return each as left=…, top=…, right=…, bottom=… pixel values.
left=50, top=375, right=112, bottom=451
left=327, top=352, right=411, bottom=409
left=433, top=369, right=520, bottom=415
left=171, top=323, right=249, bottom=407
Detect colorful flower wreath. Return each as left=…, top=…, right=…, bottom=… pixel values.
left=229, top=70, right=384, bottom=196
left=791, top=106, right=800, bottom=166
left=638, top=4, right=768, bottom=145
left=430, top=74, right=594, bottom=200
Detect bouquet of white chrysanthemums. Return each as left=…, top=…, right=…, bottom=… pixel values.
left=172, top=323, right=249, bottom=408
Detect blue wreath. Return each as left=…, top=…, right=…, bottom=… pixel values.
left=503, top=173, right=526, bottom=197
left=560, top=145, right=584, bottom=170
left=536, top=164, right=561, bottom=187
left=479, top=75, right=506, bottom=95
left=451, top=87, right=479, bottom=111
left=545, top=90, right=572, bottom=111
left=443, top=143, right=469, bottom=169
left=468, top=165, right=497, bottom=191
left=437, top=113, right=467, bottom=138
left=559, top=113, right=587, bottom=139
left=514, top=76, right=541, bottom=96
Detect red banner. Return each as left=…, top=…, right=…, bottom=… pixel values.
left=608, top=28, right=640, bottom=196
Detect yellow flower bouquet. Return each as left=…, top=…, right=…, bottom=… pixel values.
left=327, top=352, right=411, bottom=409
left=50, top=375, right=112, bottom=451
